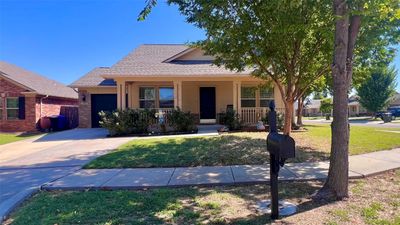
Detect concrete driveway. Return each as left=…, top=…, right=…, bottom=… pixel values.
left=0, top=128, right=133, bottom=220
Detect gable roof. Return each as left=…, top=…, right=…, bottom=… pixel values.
left=106, top=44, right=251, bottom=77
left=304, top=99, right=321, bottom=109
left=70, top=67, right=115, bottom=88
left=71, top=44, right=253, bottom=87
left=390, top=92, right=400, bottom=106
left=0, top=61, right=78, bottom=99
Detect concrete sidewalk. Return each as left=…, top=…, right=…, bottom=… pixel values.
left=43, top=148, right=400, bottom=191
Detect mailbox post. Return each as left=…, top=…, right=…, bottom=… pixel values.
left=266, top=101, right=296, bottom=219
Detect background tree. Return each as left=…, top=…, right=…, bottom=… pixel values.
left=357, top=67, right=397, bottom=114
left=297, top=77, right=328, bottom=125
left=320, top=98, right=333, bottom=119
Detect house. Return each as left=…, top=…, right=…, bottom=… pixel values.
left=348, top=95, right=368, bottom=116
left=70, top=44, right=286, bottom=128
left=0, top=61, right=78, bottom=132
left=301, top=99, right=322, bottom=117
left=389, top=92, right=400, bottom=107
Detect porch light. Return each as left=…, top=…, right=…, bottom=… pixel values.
left=81, top=93, right=86, bottom=102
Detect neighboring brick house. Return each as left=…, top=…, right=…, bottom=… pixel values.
left=0, top=61, right=78, bottom=132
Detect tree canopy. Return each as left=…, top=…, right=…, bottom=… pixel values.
left=320, top=98, right=333, bottom=114
left=357, top=66, right=397, bottom=113
left=169, top=0, right=334, bottom=134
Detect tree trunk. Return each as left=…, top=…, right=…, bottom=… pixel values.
left=317, top=0, right=351, bottom=200
left=283, top=101, right=294, bottom=135
left=297, top=97, right=304, bottom=126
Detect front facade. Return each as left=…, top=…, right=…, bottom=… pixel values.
left=71, top=45, right=285, bottom=128
left=0, top=61, right=78, bottom=132
left=301, top=99, right=322, bottom=117
left=389, top=93, right=400, bottom=107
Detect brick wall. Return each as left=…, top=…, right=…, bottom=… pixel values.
left=39, top=97, right=78, bottom=118
left=0, top=78, right=37, bottom=131
left=78, top=90, right=91, bottom=128
left=0, top=77, right=79, bottom=132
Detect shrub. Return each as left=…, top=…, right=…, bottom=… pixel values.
left=219, top=109, right=242, bottom=130
left=167, top=108, right=197, bottom=132
left=261, top=111, right=284, bottom=130
left=99, top=109, right=156, bottom=136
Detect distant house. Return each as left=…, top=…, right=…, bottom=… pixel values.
left=301, top=99, right=322, bottom=117
left=0, top=61, right=78, bottom=132
left=347, top=95, right=368, bottom=116
left=389, top=92, right=400, bottom=107
left=70, top=44, right=286, bottom=128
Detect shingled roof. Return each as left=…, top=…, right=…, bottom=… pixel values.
left=70, top=67, right=116, bottom=88
left=0, top=61, right=78, bottom=99
left=70, top=44, right=252, bottom=87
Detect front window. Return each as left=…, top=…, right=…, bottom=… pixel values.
left=241, top=87, right=256, bottom=107
left=6, top=97, right=19, bottom=120
left=0, top=97, right=3, bottom=120
left=159, top=87, right=174, bottom=108
left=139, top=87, right=156, bottom=108
left=259, top=86, right=274, bottom=107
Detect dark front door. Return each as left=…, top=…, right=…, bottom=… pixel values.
left=91, top=94, right=117, bottom=128
left=199, top=87, right=216, bottom=119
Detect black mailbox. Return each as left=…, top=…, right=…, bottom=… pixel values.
left=265, top=100, right=296, bottom=219
left=267, top=133, right=295, bottom=159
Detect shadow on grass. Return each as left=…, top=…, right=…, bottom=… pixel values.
left=85, top=135, right=329, bottom=169
left=10, top=182, right=333, bottom=225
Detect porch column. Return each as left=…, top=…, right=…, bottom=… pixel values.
left=117, top=80, right=126, bottom=110
left=174, top=80, right=182, bottom=109
left=232, top=81, right=241, bottom=113
left=127, top=83, right=133, bottom=108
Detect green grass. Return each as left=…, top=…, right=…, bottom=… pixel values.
left=304, top=125, right=400, bottom=154
left=303, top=116, right=325, bottom=120
left=7, top=170, right=400, bottom=225
left=85, top=135, right=270, bottom=168
left=329, top=209, right=350, bottom=222
left=0, top=133, right=39, bottom=145
left=8, top=183, right=319, bottom=225
left=85, top=124, right=400, bottom=169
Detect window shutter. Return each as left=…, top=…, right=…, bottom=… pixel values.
left=18, top=97, right=25, bottom=119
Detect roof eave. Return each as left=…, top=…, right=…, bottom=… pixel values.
left=0, top=73, right=36, bottom=92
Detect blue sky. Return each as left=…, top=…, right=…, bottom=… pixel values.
left=0, top=0, right=399, bottom=91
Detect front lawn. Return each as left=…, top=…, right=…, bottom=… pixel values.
left=298, top=125, right=400, bottom=154
left=7, top=170, right=400, bottom=225
left=0, top=133, right=39, bottom=145
left=85, top=124, right=400, bottom=169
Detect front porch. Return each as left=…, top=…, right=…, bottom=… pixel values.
left=114, top=78, right=284, bottom=126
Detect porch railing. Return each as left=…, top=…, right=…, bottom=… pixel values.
left=149, top=108, right=174, bottom=125
left=240, top=107, right=285, bottom=125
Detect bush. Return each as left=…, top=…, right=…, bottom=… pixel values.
left=261, top=111, right=284, bottom=130
left=99, top=109, right=156, bottom=136
left=219, top=109, right=242, bottom=130
left=167, top=108, right=197, bottom=132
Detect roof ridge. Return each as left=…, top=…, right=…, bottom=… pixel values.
left=0, top=61, right=68, bottom=86
left=141, top=44, right=187, bottom=46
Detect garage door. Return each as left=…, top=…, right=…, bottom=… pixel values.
left=91, top=94, right=117, bottom=128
